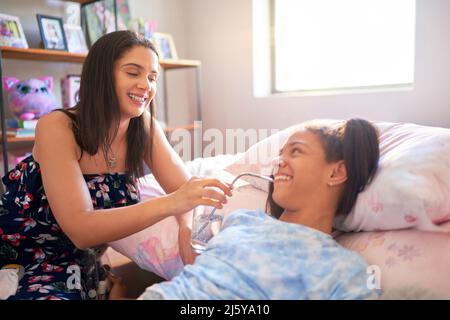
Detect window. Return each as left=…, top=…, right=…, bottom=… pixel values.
left=273, top=0, right=416, bottom=92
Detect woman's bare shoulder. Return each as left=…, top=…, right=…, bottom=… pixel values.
left=34, top=110, right=80, bottom=161
left=37, top=110, right=74, bottom=129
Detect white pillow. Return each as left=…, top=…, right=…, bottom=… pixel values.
left=336, top=122, right=450, bottom=232
left=225, top=120, right=450, bottom=232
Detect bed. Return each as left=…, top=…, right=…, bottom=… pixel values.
left=107, top=120, right=450, bottom=299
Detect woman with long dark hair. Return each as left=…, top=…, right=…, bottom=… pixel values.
left=0, top=31, right=231, bottom=300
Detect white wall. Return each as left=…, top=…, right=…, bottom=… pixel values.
left=184, top=0, right=450, bottom=136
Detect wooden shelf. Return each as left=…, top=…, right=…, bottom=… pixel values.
left=0, top=47, right=86, bottom=63
left=160, top=59, right=201, bottom=70
left=2, top=136, right=35, bottom=143
left=0, top=47, right=201, bottom=69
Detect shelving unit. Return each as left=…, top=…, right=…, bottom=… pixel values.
left=0, top=48, right=203, bottom=178
left=0, top=46, right=201, bottom=69
left=0, top=0, right=204, bottom=279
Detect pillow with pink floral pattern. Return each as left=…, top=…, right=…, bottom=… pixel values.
left=225, top=120, right=450, bottom=233
left=107, top=174, right=184, bottom=280
left=107, top=164, right=266, bottom=280
left=336, top=222, right=450, bottom=299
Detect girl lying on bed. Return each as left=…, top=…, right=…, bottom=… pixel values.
left=110, top=118, right=381, bottom=300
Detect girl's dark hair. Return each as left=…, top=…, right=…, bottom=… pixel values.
left=54, top=31, right=159, bottom=185
left=267, top=118, right=380, bottom=219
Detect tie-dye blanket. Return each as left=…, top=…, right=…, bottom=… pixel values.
left=139, top=209, right=380, bottom=300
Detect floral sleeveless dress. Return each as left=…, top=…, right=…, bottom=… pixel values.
left=0, top=155, right=139, bottom=300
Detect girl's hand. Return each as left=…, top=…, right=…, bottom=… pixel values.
left=165, top=177, right=232, bottom=216
left=178, top=225, right=198, bottom=265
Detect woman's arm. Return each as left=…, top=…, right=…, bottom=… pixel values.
left=144, top=117, right=193, bottom=224
left=145, top=117, right=216, bottom=264
left=34, top=112, right=171, bottom=249
left=146, top=117, right=230, bottom=217
left=34, top=112, right=230, bottom=250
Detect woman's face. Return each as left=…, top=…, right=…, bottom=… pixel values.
left=272, top=129, right=334, bottom=212
left=113, top=45, right=159, bottom=119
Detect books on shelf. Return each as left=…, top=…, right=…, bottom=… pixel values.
left=18, top=119, right=38, bottom=130
left=2, top=119, right=36, bottom=138
left=4, top=128, right=35, bottom=138
left=6, top=118, right=38, bottom=129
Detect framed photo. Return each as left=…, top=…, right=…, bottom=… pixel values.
left=82, top=0, right=130, bottom=47
left=63, top=24, right=88, bottom=54
left=36, top=14, right=68, bottom=51
left=61, top=74, right=81, bottom=108
left=152, top=32, right=178, bottom=60
left=0, top=13, right=28, bottom=48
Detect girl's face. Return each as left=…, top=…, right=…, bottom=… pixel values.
left=113, top=45, right=159, bottom=119
left=272, top=129, right=334, bottom=212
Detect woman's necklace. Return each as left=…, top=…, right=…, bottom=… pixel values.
left=107, top=147, right=117, bottom=169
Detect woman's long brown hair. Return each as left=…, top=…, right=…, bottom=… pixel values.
left=55, top=31, right=159, bottom=186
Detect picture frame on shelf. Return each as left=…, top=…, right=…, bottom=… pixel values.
left=61, top=74, right=81, bottom=108
left=116, top=0, right=131, bottom=30
left=63, top=24, right=88, bottom=54
left=0, top=13, right=28, bottom=48
left=82, top=0, right=131, bottom=47
left=152, top=32, right=178, bottom=60
left=129, top=18, right=156, bottom=39
left=63, top=1, right=81, bottom=26
left=36, top=14, right=68, bottom=51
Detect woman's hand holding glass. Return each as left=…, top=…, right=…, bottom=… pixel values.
left=166, top=177, right=233, bottom=216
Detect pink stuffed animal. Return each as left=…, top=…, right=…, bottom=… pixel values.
left=2, top=76, right=58, bottom=120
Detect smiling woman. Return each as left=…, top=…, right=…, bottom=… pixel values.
left=132, top=118, right=381, bottom=300
left=0, top=30, right=232, bottom=300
